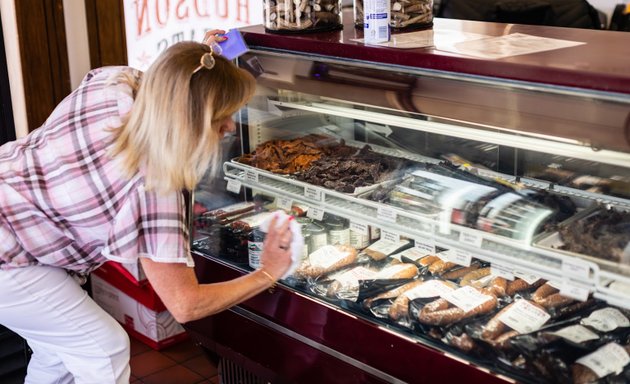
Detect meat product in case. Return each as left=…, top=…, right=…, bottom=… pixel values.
left=558, top=207, right=630, bottom=264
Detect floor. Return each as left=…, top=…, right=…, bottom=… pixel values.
left=130, top=336, right=220, bottom=384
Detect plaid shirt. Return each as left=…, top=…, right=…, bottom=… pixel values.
left=0, top=67, right=191, bottom=274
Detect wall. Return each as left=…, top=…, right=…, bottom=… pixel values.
left=64, top=0, right=91, bottom=89
left=0, top=1, right=27, bottom=138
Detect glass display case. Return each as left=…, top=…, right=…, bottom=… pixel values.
left=184, top=14, right=630, bottom=384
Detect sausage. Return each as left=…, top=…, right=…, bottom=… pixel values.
left=487, top=277, right=508, bottom=297
left=418, top=255, right=440, bottom=267
left=481, top=299, right=547, bottom=341
left=294, top=245, right=357, bottom=279
left=506, top=278, right=545, bottom=296
left=571, top=344, right=630, bottom=384
left=388, top=295, right=412, bottom=321
left=532, top=283, right=558, bottom=304
left=422, top=297, right=450, bottom=313
left=490, top=330, right=520, bottom=350
left=481, top=303, right=512, bottom=340
left=366, top=280, right=423, bottom=305
left=538, top=293, right=575, bottom=310
left=418, top=292, right=498, bottom=326
left=428, top=259, right=457, bottom=275
left=376, top=263, right=419, bottom=280
left=387, top=280, right=458, bottom=320
left=441, top=262, right=482, bottom=281
left=448, top=333, right=476, bottom=352
left=460, top=267, right=491, bottom=286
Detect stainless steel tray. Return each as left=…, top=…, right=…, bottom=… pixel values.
left=534, top=205, right=630, bottom=276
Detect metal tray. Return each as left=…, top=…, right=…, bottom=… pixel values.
left=534, top=205, right=630, bottom=276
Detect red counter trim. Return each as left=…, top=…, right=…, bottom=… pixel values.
left=241, top=15, right=630, bottom=95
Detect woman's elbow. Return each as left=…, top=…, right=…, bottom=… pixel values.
left=166, top=298, right=200, bottom=323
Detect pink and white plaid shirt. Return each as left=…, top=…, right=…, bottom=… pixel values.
left=0, top=66, right=191, bottom=274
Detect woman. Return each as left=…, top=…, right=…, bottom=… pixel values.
left=0, top=30, right=293, bottom=383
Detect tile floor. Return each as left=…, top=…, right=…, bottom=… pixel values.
left=129, top=336, right=220, bottom=384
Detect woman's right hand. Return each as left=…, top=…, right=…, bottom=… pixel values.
left=259, top=215, right=293, bottom=280
left=201, top=29, right=227, bottom=46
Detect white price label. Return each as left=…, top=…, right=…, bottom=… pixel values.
left=513, top=271, right=542, bottom=285
left=350, top=222, right=369, bottom=235
left=442, top=286, right=493, bottom=313
left=562, top=258, right=591, bottom=279
left=382, top=230, right=400, bottom=243
left=560, top=280, right=590, bottom=302
left=304, top=186, right=322, bottom=201
left=459, top=231, right=483, bottom=248
left=404, top=280, right=455, bottom=300
left=443, top=249, right=472, bottom=267
left=414, top=238, right=436, bottom=256
left=307, top=206, right=325, bottom=221
left=498, top=300, right=550, bottom=334
left=491, top=264, right=515, bottom=281
left=276, top=197, right=293, bottom=211
left=377, top=206, right=397, bottom=223
left=245, top=170, right=258, bottom=183
left=552, top=325, right=600, bottom=344
left=576, top=343, right=630, bottom=378
left=226, top=179, right=242, bottom=194
left=581, top=308, right=630, bottom=332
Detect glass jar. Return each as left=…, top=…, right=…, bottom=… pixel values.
left=326, top=217, right=350, bottom=246
left=304, top=222, right=328, bottom=252
left=247, top=228, right=266, bottom=269
left=264, top=0, right=343, bottom=34
left=354, top=0, right=434, bottom=30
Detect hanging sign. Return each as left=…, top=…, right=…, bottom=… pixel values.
left=123, top=0, right=263, bottom=70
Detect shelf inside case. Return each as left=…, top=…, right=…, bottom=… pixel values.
left=221, top=160, right=624, bottom=307
left=266, top=99, right=630, bottom=170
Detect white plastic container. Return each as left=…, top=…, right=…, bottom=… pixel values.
left=363, top=0, right=390, bottom=44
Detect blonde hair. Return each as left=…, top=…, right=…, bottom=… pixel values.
left=110, top=41, right=256, bottom=193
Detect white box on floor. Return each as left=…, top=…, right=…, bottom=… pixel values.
left=91, top=272, right=187, bottom=350
left=103, top=260, right=148, bottom=285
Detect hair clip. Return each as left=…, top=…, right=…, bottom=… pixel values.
left=193, top=47, right=216, bottom=75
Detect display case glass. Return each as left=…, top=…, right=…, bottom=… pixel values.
left=187, top=18, right=630, bottom=384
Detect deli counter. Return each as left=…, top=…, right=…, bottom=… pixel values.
left=183, top=13, right=630, bottom=384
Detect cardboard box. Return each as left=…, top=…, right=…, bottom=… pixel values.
left=91, top=264, right=187, bottom=350
left=106, top=260, right=148, bottom=286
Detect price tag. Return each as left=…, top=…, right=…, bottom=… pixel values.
left=276, top=197, right=293, bottom=211
left=444, top=249, right=472, bottom=267
left=459, top=231, right=483, bottom=248
left=442, top=286, right=493, bottom=313
left=377, top=206, right=397, bottom=223
left=562, top=258, right=591, bottom=279
left=245, top=170, right=258, bottom=183
left=226, top=179, right=242, bottom=194
left=350, top=222, right=369, bottom=235
left=576, top=343, right=630, bottom=378
left=498, top=299, right=551, bottom=334
left=513, top=271, right=542, bottom=285
left=552, top=325, right=600, bottom=344
left=415, top=238, right=436, bottom=256
left=560, top=280, right=590, bottom=302
left=491, top=263, right=515, bottom=281
left=307, top=206, right=325, bottom=221
left=304, top=186, right=322, bottom=201
left=382, top=230, right=400, bottom=243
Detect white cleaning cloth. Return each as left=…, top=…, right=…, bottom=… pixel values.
left=259, top=210, right=304, bottom=279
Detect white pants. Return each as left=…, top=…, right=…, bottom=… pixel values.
left=0, top=266, right=130, bottom=384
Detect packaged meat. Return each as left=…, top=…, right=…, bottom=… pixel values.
left=294, top=244, right=358, bottom=279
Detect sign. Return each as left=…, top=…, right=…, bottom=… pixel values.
left=123, top=0, right=263, bottom=71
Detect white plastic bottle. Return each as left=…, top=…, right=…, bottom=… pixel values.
left=364, top=0, right=391, bottom=44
